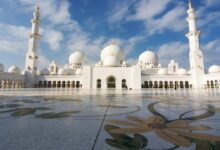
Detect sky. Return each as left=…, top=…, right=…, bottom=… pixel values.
left=0, top=0, right=220, bottom=71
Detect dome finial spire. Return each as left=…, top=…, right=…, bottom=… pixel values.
left=189, top=0, right=193, bottom=9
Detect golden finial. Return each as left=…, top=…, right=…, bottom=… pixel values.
left=111, top=40, right=117, bottom=45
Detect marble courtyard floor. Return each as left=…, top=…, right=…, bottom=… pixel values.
left=0, top=89, right=220, bottom=150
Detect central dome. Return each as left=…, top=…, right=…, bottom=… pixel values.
left=100, top=44, right=124, bottom=62
left=69, top=51, right=85, bottom=65
left=139, top=50, right=158, bottom=65
left=103, top=56, right=120, bottom=67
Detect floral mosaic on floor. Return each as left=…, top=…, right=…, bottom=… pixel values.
left=105, top=96, right=220, bottom=150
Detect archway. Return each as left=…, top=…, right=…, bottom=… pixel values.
left=76, top=81, right=80, bottom=88
left=97, top=79, right=101, bottom=88
left=122, top=79, right=127, bottom=88
left=107, top=76, right=116, bottom=88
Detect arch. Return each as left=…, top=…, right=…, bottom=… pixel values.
left=52, top=81, right=56, bottom=88
left=144, top=81, right=148, bottom=88
left=175, top=81, right=179, bottom=89
left=107, top=76, right=116, bottom=88
left=210, top=80, right=214, bottom=88
left=97, top=79, right=101, bottom=88
left=67, top=81, right=70, bottom=88
left=48, top=81, right=52, bottom=88
left=207, top=81, right=210, bottom=88
left=164, top=81, right=168, bottom=89
left=159, top=81, right=163, bottom=88
left=215, top=80, right=218, bottom=88
left=76, top=81, right=80, bottom=88
left=170, top=81, right=174, bottom=88
left=71, top=81, right=75, bottom=88
left=180, top=81, right=184, bottom=88
left=57, top=81, right=61, bottom=88
left=185, top=81, right=189, bottom=88
left=122, top=79, right=127, bottom=89
left=62, top=81, right=66, bottom=88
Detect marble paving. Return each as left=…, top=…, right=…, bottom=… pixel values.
left=0, top=89, right=220, bottom=150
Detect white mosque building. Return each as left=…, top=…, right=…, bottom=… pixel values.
left=0, top=1, right=220, bottom=90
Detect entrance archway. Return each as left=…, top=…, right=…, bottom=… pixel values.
left=107, top=76, right=116, bottom=88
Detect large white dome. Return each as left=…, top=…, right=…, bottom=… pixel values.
left=69, top=51, right=85, bottom=65
left=101, top=44, right=124, bottom=62
left=40, top=68, right=50, bottom=75
left=0, top=63, right=4, bottom=72
left=177, top=68, right=187, bottom=75
left=8, top=65, right=20, bottom=74
left=208, top=65, right=220, bottom=74
left=103, top=56, right=120, bottom=67
left=139, top=50, right=158, bottom=66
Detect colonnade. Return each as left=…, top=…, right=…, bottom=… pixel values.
left=35, top=80, right=82, bottom=88
left=0, top=80, right=24, bottom=88
left=142, top=81, right=191, bottom=89
left=206, top=80, right=220, bottom=89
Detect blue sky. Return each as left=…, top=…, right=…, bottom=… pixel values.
left=0, top=0, right=220, bottom=71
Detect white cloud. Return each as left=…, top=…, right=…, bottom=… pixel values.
left=157, top=42, right=189, bottom=67
left=17, top=0, right=80, bottom=30
left=38, top=52, right=50, bottom=70
left=145, top=6, right=186, bottom=35
left=203, top=0, right=220, bottom=6
left=203, top=39, right=220, bottom=52
left=0, top=23, right=29, bottom=53
left=126, top=58, right=137, bottom=65
left=42, top=29, right=63, bottom=51
left=67, top=31, right=106, bottom=63
left=128, top=0, right=171, bottom=21
left=108, top=0, right=186, bottom=35
left=107, top=1, right=132, bottom=23
left=0, top=39, right=26, bottom=53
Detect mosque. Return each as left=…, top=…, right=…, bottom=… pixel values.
left=0, top=1, right=220, bottom=90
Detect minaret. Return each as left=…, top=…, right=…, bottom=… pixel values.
left=186, top=0, right=205, bottom=89
left=25, top=6, right=41, bottom=75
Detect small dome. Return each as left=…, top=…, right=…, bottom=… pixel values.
left=208, top=65, right=220, bottom=74
left=158, top=68, right=167, bottom=75
left=58, top=69, right=67, bottom=75
left=103, top=56, right=120, bottom=67
left=8, top=65, right=20, bottom=74
left=40, top=68, right=50, bottom=75
left=138, top=50, right=158, bottom=66
left=75, top=68, right=83, bottom=75
left=0, top=63, right=4, bottom=72
left=170, top=60, right=175, bottom=63
left=69, top=51, right=85, bottom=65
left=101, top=44, right=124, bottom=62
left=177, top=68, right=187, bottom=75
left=122, top=61, right=127, bottom=65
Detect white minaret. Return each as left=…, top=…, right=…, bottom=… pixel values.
left=186, top=0, right=205, bottom=89
left=25, top=6, right=41, bottom=75
left=24, top=6, right=41, bottom=87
